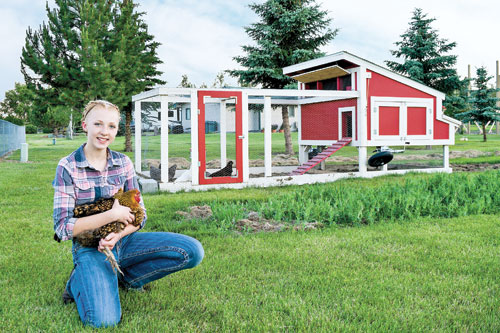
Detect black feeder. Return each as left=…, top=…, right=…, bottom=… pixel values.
left=368, top=151, right=393, bottom=168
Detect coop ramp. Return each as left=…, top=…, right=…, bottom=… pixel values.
left=290, top=137, right=352, bottom=176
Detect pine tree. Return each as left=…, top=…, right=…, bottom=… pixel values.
left=458, top=67, right=500, bottom=142
left=386, top=8, right=466, bottom=114
left=228, top=0, right=337, bottom=155
left=21, top=0, right=164, bottom=147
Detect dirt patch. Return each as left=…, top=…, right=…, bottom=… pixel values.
left=451, top=163, right=500, bottom=172
left=235, top=211, right=324, bottom=233
left=175, top=205, right=213, bottom=219
left=144, top=158, right=190, bottom=169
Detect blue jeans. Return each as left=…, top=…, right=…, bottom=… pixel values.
left=67, top=232, right=204, bottom=328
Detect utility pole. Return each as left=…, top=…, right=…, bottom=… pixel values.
left=496, top=60, right=500, bottom=135
left=467, top=64, right=471, bottom=134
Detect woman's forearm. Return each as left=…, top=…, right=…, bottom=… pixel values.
left=72, top=210, right=117, bottom=237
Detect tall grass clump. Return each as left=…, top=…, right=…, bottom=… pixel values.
left=207, top=171, right=500, bottom=227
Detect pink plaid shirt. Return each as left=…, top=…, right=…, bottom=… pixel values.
left=52, top=144, right=147, bottom=241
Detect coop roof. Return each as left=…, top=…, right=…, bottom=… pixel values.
left=283, top=51, right=446, bottom=99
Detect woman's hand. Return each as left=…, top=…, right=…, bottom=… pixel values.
left=98, top=232, right=121, bottom=252
left=111, top=199, right=135, bottom=225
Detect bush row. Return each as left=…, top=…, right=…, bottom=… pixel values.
left=207, top=171, right=500, bottom=228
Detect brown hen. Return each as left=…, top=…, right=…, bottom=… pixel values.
left=55, top=189, right=145, bottom=274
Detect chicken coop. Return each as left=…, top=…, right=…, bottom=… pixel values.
left=132, top=51, right=460, bottom=193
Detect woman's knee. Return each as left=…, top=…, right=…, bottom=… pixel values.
left=185, top=237, right=204, bottom=269
left=83, top=310, right=121, bottom=328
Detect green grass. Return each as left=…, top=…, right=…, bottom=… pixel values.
left=0, top=134, right=499, bottom=331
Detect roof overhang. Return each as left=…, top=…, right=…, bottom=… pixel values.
left=283, top=51, right=446, bottom=100
left=291, top=65, right=349, bottom=83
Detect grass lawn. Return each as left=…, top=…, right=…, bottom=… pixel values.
left=0, top=134, right=499, bottom=331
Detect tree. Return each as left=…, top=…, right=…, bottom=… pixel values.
left=0, top=83, right=34, bottom=123
left=458, top=67, right=500, bottom=142
left=178, top=74, right=196, bottom=88
left=212, top=71, right=228, bottom=88
left=228, top=0, right=337, bottom=155
left=385, top=8, right=466, bottom=113
left=21, top=0, right=164, bottom=148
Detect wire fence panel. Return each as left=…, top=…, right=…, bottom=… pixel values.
left=0, top=119, right=26, bottom=158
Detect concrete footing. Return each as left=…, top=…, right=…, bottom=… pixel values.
left=138, top=178, right=158, bottom=193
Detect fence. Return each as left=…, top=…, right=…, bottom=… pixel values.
left=0, top=119, right=26, bottom=158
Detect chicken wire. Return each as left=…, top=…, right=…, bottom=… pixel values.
left=139, top=100, right=191, bottom=182
left=0, top=119, right=26, bottom=158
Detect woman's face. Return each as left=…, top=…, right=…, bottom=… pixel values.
left=82, top=106, right=120, bottom=151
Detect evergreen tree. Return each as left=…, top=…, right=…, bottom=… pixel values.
left=228, top=0, right=337, bottom=155
left=386, top=8, right=466, bottom=114
left=458, top=67, right=500, bottom=142
left=21, top=0, right=164, bottom=148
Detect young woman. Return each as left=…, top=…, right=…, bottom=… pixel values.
left=53, top=100, right=204, bottom=328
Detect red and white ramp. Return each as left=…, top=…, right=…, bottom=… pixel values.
left=290, top=138, right=352, bottom=176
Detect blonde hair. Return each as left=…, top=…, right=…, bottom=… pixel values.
left=82, top=100, right=120, bottom=121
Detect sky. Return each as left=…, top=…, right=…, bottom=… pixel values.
left=1, top=0, right=499, bottom=102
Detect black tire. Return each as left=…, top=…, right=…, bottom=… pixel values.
left=368, top=151, right=393, bottom=167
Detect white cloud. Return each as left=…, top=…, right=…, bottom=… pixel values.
left=1, top=0, right=499, bottom=101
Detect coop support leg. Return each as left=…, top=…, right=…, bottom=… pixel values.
left=358, top=146, right=367, bottom=175
left=298, top=145, right=310, bottom=165
left=443, top=145, right=450, bottom=170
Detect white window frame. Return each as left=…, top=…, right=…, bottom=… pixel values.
left=371, top=97, right=433, bottom=142
left=338, top=106, right=356, bottom=141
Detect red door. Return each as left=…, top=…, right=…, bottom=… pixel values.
left=198, top=91, right=243, bottom=185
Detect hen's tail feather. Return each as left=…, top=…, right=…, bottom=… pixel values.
left=102, top=247, right=124, bottom=275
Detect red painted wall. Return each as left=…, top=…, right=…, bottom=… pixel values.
left=367, top=70, right=449, bottom=140
left=301, top=99, right=357, bottom=140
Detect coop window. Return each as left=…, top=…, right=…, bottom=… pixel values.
left=322, top=78, right=337, bottom=90
left=340, top=75, right=351, bottom=91
left=168, top=110, right=173, bottom=118
left=186, top=108, right=191, bottom=120
left=288, top=106, right=295, bottom=117
left=305, top=82, right=317, bottom=90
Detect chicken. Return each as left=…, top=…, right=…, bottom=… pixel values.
left=54, top=188, right=145, bottom=274
left=208, top=161, right=233, bottom=177
left=150, top=164, right=177, bottom=182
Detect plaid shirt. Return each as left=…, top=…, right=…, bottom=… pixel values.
left=52, top=144, right=147, bottom=241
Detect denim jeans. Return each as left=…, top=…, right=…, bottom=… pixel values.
left=67, top=232, right=204, bottom=328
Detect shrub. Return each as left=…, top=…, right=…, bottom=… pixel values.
left=204, top=171, right=500, bottom=228
left=25, top=124, right=37, bottom=134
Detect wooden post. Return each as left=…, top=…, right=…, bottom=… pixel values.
left=220, top=100, right=227, bottom=167
left=190, top=89, right=199, bottom=185
left=264, top=96, right=272, bottom=177
left=443, top=145, right=450, bottom=169
left=134, top=101, right=142, bottom=173
left=358, top=146, right=367, bottom=175
left=160, top=97, right=169, bottom=182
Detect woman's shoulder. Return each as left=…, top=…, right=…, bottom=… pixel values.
left=57, top=148, right=80, bottom=169
left=109, top=149, right=133, bottom=166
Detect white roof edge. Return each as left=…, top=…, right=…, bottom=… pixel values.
left=442, top=114, right=462, bottom=126
left=283, top=51, right=446, bottom=99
